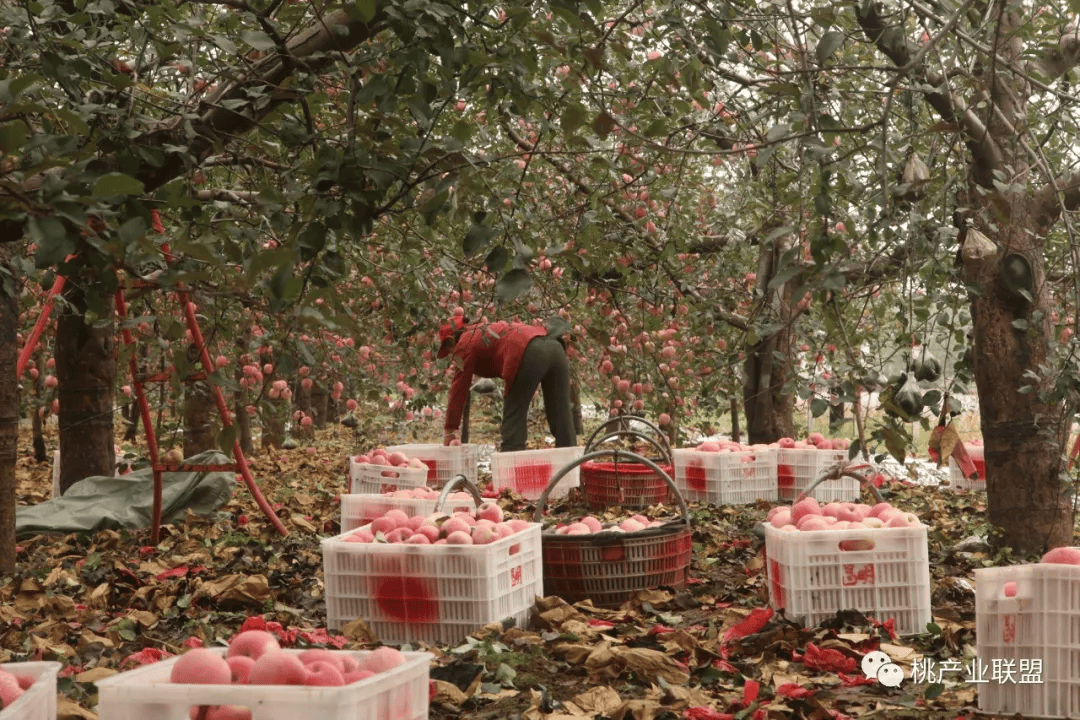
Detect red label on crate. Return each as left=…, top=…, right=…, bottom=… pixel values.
left=514, top=462, right=552, bottom=495
left=374, top=575, right=439, bottom=623
left=842, top=563, right=875, bottom=586
left=510, top=565, right=523, bottom=588
left=778, top=464, right=794, bottom=488
left=769, top=558, right=784, bottom=607
left=421, top=459, right=438, bottom=482
left=687, top=463, right=707, bottom=492
left=601, top=545, right=626, bottom=563
left=1003, top=614, right=1016, bottom=644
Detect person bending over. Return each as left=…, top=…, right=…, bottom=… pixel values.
left=438, top=315, right=575, bottom=452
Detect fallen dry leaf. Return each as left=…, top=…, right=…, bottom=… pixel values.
left=74, top=667, right=118, bottom=683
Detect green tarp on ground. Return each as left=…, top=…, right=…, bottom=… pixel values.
left=16, top=450, right=235, bottom=537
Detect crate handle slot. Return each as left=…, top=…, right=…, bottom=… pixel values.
left=435, top=473, right=485, bottom=512
left=533, top=449, right=690, bottom=525
left=838, top=538, right=876, bottom=552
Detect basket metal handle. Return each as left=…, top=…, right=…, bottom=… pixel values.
left=434, top=473, right=485, bottom=512
left=532, top=449, right=690, bottom=525
left=791, top=463, right=886, bottom=506
left=584, top=429, right=673, bottom=467
left=583, top=415, right=672, bottom=457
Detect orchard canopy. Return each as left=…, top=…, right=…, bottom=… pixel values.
left=1, top=0, right=1080, bottom=553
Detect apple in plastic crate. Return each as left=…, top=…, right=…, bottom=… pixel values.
left=338, top=504, right=532, bottom=546
left=0, top=665, right=37, bottom=709
left=766, top=500, right=923, bottom=533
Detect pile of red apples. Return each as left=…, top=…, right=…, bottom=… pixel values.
left=767, top=497, right=923, bottom=532
left=550, top=513, right=668, bottom=535
left=775, top=433, right=852, bottom=451
left=343, top=503, right=530, bottom=545
left=171, top=631, right=408, bottom=720
left=353, top=448, right=429, bottom=471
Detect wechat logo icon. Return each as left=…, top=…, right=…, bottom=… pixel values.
left=863, top=650, right=904, bottom=688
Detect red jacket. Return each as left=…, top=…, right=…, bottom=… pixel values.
left=444, top=321, right=547, bottom=432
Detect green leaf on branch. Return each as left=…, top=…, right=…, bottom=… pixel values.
left=0, top=120, right=28, bottom=154
left=93, top=173, right=144, bottom=197
left=463, top=222, right=496, bottom=257
left=592, top=111, right=617, bottom=139
left=483, top=246, right=508, bottom=275
left=355, top=0, right=377, bottom=22
left=241, top=30, right=276, bottom=52
left=561, top=105, right=588, bottom=135
left=810, top=397, right=829, bottom=417
left=496, top=268, right=531, bottom=304
left=30, top=217, right=75, bottom=268
left=815, top=31, right=845, bottom=64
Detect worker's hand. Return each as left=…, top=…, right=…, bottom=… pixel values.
left=443, top=431, right=457, bottom=447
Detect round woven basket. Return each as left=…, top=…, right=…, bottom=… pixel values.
left=535, top=450, right=692, bottom=608
left=581, top=418, right=674, bottom=510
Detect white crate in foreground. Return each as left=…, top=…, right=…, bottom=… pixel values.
left=348, top=459, right=428, bottom=495
left=763, top=523, right=931, bottom=636
left=322, top=524, right=543, bottom=645
left=673, top=448, right=777, bottom=505
left=948, top=445, right=985, bottom=491
left=489, top=447, right=583, bottom=500
left=776, top=448, right=856, bottom=502
left=339, top=493, right=478, bottom=533
left=0, top=662, right=60, bottom=720
left=976, top=562, right=1080, bottom=718
left=94, top=649, right=431, bottom=720
left=384, top=444, right=478, bottom=487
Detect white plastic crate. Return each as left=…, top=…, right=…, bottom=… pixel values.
left=976, top=562, right=1080, bottom=718
left=948, top=445, right=986, bottom=491
left=776, top=448, right=857, bottom=502
left=489, top=447, right=584, bottom=500
left=672, top=448, right=777, bottom=505
left=95, top=649, right=430, bottom=720
left=347, top=459, right=428, bottom=495
left=763, top=523, right=931, bottom=636
left=0, top=662, right=60, bottom=720
left=384, top=444, right=478, bottom=487
left=322, top=523, right=543, bottom=645
left=339, top=493, right=479, bottom=533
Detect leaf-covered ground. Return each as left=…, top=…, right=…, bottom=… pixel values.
left=2, top=414, right=1029, bottom=720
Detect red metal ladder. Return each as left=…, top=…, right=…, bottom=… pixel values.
left=18, top=219, right=288, bottom=542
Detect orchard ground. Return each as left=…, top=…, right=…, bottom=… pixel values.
left=3, top=399, right=1064, bottom=720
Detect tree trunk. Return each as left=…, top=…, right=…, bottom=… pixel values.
left=730, top=397, right=741, bottom=443
left=123, top=343, right=147, bottom=443
left=0, top=244, right=18, bottom=573
left=311, top=382, right=328, bottom=429
left=261, top=399, right=285, bottom=450
left=183, top=380, right=217, bottom=457
left=743, top=240, right=796, bottom=444
left=56, top=279, right=116, bottom=495
left=31, top=349, right=47, bottom=462
left=965, top=198, right=1072, bottom=553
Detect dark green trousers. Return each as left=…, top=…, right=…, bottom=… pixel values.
left=501, top=335, right=576, bottom=452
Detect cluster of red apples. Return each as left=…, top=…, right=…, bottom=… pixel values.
left=343, top=503, right=530, bottom=545
left=353, top=448, right=428, bottom=471
left=767, top=498, right=924, bottom=532
left=551, top=513, right=667, bottom=535
left=171, top=631, right=407, bottom=720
